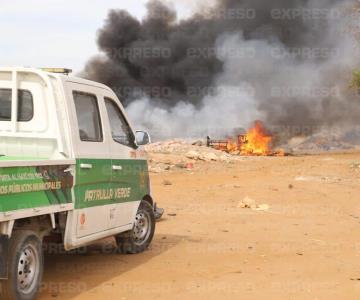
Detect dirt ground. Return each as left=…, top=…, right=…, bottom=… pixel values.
left=39, top=152, right=360, bottom=300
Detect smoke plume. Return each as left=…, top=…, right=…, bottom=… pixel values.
left=82, top=0, right=360, bottom=141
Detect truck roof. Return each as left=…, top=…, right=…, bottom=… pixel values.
left=0, top=67, right=112, bottom=92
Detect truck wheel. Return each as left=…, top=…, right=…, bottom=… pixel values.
left=116, top=201, right=155, bottom=254
left=0, top=231, right=43, bottom=300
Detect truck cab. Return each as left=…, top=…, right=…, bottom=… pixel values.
left=0, top=67, right=159, bottom=300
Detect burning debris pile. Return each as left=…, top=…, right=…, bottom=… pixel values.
left=207, top=121, right=285, bottom=156
left=144, top=121, right=289, bottom=173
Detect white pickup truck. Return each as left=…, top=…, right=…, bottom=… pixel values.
left=0, top=67, right=161, bottom=300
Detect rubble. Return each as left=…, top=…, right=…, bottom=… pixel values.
left=255, top=204, right=270, bottom=211
left=185, top=163, right=194, bottom=170
left=294, top=175, right=342, bottom=183
left=145, top=139, right=242, bottom=173
left=238, top=196, right=257, bottom=209
left=237, top=197, right=270, bottom=211
left=192, top=140, right=204, bottom=146
left=350, top=162, right=360, bottom=169
left=185, top=151, right=219, bottom=162
left=288, top=128, right=360, bottom=153
left=185, top=150, right=201, bottom=160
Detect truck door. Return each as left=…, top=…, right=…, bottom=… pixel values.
left=103, top=97, right=149, bottom=228
left=70, top=88, right=113, bottom=238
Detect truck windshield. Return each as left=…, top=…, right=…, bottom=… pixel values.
left=0, top=89, right=33, bottom=121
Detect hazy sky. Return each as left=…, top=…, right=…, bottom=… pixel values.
left=0, top=0, right=193, bottom=72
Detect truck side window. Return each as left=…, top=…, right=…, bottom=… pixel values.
left=0, top=89, right=34, bottom=122
left=104, top=98, right=136, bottom=149
left=73, top=91, right=103, bottom=142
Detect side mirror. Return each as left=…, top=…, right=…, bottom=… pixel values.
left=135, top=130, right=151, bottom=146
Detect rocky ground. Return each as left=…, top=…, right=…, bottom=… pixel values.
left=38, top=149, right=360, bottom=300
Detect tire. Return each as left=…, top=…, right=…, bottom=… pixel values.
left=0, top=231, right=44, bottom=300
left=116, top=201, right=156, bottom=254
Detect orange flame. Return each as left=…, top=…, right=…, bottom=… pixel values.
left=241, top=121, right=272, bottom=156
left=226, top=139, right=238, bottom=153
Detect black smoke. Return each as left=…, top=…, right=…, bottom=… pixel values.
left=82, top=0, right=359, bottom=140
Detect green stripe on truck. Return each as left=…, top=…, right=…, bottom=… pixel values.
left=0, top=159, right=150, bottom=212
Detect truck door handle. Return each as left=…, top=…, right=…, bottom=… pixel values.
left=112, top=165, right=123, bottom=171
left=80, top=163, right=93, bottom=169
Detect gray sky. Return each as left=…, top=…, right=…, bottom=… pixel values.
left=0, top=0, right=194, bottom=72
